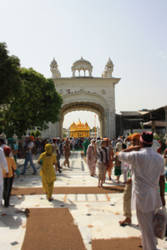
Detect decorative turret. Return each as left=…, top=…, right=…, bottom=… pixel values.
left=102, top=58, right=114, bottom=78
left=50, top=58, right=61, bottom=78
left=71, top=57, right=93, bottom=77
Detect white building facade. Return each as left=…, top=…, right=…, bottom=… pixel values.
left=42, top=57, right=120, bottom=139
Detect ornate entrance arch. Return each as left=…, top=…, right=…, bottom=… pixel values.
left=42, top=57, right=120, bottom=138
left=60, top=101, right=105, bottom=137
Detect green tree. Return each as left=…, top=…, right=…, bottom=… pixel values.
left=0, top=42, right=21, bottom=104
left=4, top=68, right=62, bottom=137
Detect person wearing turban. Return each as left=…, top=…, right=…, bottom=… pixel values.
left=119, top=133, right=140, bottom=226
left=38, top=144, right=57, bottom=201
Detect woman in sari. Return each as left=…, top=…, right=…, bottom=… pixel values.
left=38, top=144, right=57, bottom=201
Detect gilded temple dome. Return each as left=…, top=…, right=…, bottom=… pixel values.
left=71, top=57, right=93, bottom=77
left=69, top=120, right=90, bottom=138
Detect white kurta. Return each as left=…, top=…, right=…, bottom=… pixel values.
left=118, top=148, right=164, bottom=213
left=0, top=148, right=8, bottom=203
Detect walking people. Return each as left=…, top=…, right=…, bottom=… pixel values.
left=63, top=138, right=71, bottom=168
left=38, top=144, right=57, bottom=201
left=96, top=139, right=109, bottom=187
left=21, top=136, right=36, bottom=175
left=3, top=146, right=17, bottom=207
left=86, top=139, right=97, bottom=176
left=118, top=131, right=165, bottom=250
left=0, top=146, right=8, bottom=207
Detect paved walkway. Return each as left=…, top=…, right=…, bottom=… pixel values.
left=0, top=151, right=167, bottom=250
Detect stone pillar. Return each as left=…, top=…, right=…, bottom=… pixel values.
left=109, top=111, right=116, bottom=139
left=99, top=117, right=103, bottom=138
left=54, top=121, right=61, bottom=137
left=105, top=109, right=116, bottom=139
left=103, top=110, right=109, bottom=137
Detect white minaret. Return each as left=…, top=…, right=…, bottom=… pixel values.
left=50, top=58, right=61, bottom=78
left=102, top=57, right=114, bottom=78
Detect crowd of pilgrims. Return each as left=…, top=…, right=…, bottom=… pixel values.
left=0, top=132, right=166, bottom=250
left=0, top=134, right=167, bottom=206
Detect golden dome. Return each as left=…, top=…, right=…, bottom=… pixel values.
left=69, top=120, right=90, bottom=138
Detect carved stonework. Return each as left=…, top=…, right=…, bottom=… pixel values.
left=102, top=58, right=114, bottom=78
left=45, top=57, right=121, bottom=139
left=71, top=57, right=93, bottom=77
left=50, top=58, right=61, bottom=78
left=63, top=89, right=97, bottom=97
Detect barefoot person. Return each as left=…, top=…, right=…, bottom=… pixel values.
left=86, top=139, right=97, bottom=176
left=96, top=139, right=109, bottom=187
left=38, top=144, right=57, bottom=201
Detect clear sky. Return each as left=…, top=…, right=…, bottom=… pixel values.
left=1, top=0, right=167, bottom=128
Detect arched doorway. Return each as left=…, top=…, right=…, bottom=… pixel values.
left=60, top=102, right=104, bottom=138
left=43, top=57, right=120, bottom=139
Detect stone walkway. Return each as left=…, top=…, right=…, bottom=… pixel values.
left=0, top=151, right=167, bottom=250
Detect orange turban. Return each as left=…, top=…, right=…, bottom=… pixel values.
left=127, top=133, right=140, bottom=141
left=103, top=137, right=109, bottom=141
left=131, top=133, right=140, bottom=140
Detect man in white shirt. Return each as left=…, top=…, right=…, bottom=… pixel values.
left=118, top=131, right=165, bottom=250
left=0, top=147, right=8, bottom=206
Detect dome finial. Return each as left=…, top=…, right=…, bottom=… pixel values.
left=102, top=57, right=114, bottom=78
left=50, top=58, right=61, bottom=78
left=71, top=57, right=93, bottom=77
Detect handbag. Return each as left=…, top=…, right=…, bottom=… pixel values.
left=153, top=207, right=167, bottom=239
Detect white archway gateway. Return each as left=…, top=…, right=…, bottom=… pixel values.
left=42, top=57, right=120, bottom=138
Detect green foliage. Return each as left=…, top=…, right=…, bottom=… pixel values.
left=0, top=43, right=62, bottom=137
left=3, top=68, right=62, bottom=137
left=0, top=42, right=22, bottom=104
